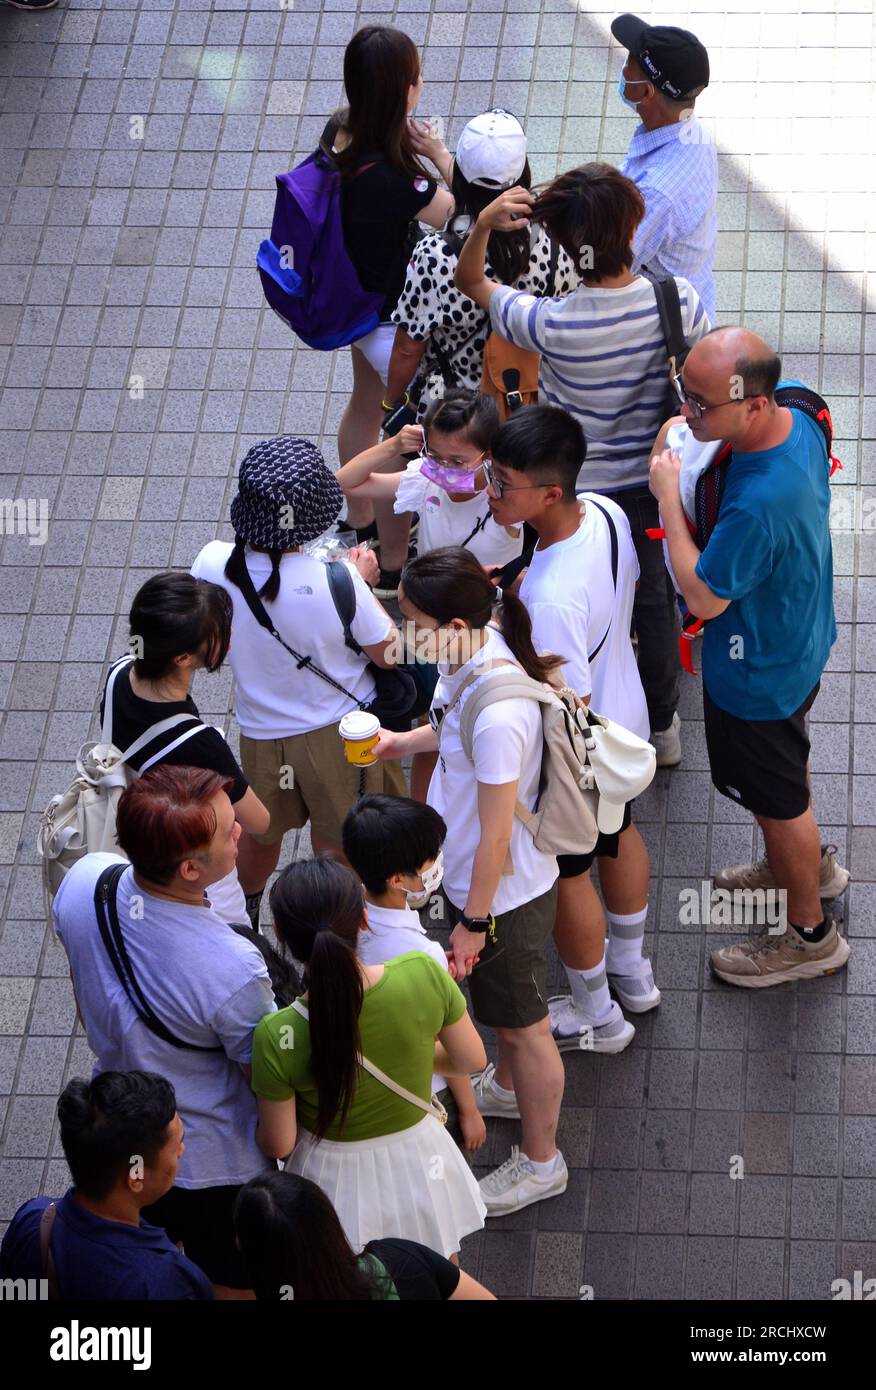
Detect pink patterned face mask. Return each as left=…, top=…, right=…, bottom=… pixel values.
left=418, top=450, right=487, bottom=495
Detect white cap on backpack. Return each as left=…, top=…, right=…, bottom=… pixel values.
left=584, top=716, right=657, bottom=835
left=454, top=109, right=528, bottom=189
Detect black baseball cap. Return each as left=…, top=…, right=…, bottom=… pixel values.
left=611, top=13, right=710, bottom=101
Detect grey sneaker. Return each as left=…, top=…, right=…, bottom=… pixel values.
left=471, top=1061, right=520, bottom=1119
left=651, top=712, right=681, bottom=767
left=710, top=918, right=850, bottom=989
left=479, top=1145, right=568, bottom=1216
left=547, top=996, right=635, bottom=1053
left=713, top=843, right=850, bottom=900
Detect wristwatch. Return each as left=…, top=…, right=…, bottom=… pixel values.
left=460, top=911, right=496, bottom=943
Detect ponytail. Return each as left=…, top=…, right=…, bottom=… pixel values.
left=401, top=546, right=563, bottom=683
left=269, top=859, right=366, bottom=1141
left=224, top=538, right=284, bottom=603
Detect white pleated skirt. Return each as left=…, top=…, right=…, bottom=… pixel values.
left=286, top=1114, right=486, bottom=1258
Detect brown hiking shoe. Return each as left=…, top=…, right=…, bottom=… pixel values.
left=710, top=918, right=850, bottom=989
left=713, top=843, right=850, bottom=899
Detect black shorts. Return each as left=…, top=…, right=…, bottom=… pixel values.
left=556, top=800, right=634, bottom=878
left=141, top=1183, right=248, bottom=1289
left=703, top=682, right=819, bottom=820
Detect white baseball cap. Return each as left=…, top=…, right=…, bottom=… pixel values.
left=454, top=109, right=528, bottom=189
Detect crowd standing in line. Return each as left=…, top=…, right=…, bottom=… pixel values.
left=5, top=14, right=848, bottom=1301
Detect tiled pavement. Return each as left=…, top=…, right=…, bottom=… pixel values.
left=0, top=0, right=874, bottom=1300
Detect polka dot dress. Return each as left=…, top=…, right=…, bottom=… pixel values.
left=392, top=225, right=581, bottom=420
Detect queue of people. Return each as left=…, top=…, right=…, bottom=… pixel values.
left=7, top=14, right=848, bottom=1301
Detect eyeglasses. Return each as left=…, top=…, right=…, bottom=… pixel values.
left=672, top=373, right=759, bottom=422
left=483, top=459, right=562, bottom=498
left=420, top=442, right=488, bottom=471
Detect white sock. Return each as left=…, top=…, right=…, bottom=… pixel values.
left=563, top=959, right=613, bottom=1025
left=521, top=1150, right=562, bottom=1177
left=605, top=906, right=648, bottom=976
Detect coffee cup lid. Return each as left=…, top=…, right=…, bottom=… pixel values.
left=339, top=710, right=380, bottom=740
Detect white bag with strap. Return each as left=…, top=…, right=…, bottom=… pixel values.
left=37, top=657, right=210, bottom=906
left=290, top=1000, right=448, bottom=1124
left=439, top=657, right=656, bottom=860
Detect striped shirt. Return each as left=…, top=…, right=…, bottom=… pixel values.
left=489, top=276, right=710, bottom=491
left=621, top=117, right=718, bottom=323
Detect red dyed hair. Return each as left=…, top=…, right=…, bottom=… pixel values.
left=115, top=765, right=234, bottom=884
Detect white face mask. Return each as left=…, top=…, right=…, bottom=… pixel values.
left=404, top=850, right=445, bottom=907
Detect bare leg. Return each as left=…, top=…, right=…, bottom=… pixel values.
left=310, top=832, right=348, bottom=866
left=236, top=832, right=282, bottom=896
left=756, top=806, right=822, bottom=928
left=597, top=823, right=649, bottom=915
left=493, top=1021, right=563, bottom=1163
left=337, top=345, right=384, bottom=531
left=553, top=869, right=606, bottom=970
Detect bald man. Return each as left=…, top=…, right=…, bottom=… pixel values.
left=648, top=328, right=849, bottom=989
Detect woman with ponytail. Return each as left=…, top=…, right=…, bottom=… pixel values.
left=250, top=858, right=487, bottom=1258
left=191, top=438, right=405, bottom=926
left=375, top=546, right=569, bottom=1218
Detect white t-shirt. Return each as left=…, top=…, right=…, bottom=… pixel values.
left=428, top=626, right=558, bottom=916
left=359, top=899, right=450, bottom=1094
left=520, top=495, right=649, bottom=740
left=191, top=543, right=394, bottom=739
left=53, top=853, right=277, bottom=1189
left=394, top=460, right=523, bottom=569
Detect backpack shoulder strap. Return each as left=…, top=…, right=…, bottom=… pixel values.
left=651, top=275, right=688, bottom=377
left=325, top=560, right=361, bottom=654
left=457, top=668, right=555, bottom=762
left=775, top=383, right=841, bottom=473
left=39, top=1202, right=60, bottom=1301
left=290, top=1001, right=448, bottom=1123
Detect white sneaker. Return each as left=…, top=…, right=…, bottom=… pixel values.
left=471, top=1061, right=520, bottom=1119
left=651, top=712, right=681, bottom=767
left=547, top=996, right=636, bottom=1053
left=607, top=964, right=662, bottom=1013
left=479, top=1145, right=568, bottom=1216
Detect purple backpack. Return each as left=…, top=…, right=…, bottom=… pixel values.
left=257, top=137, right=384, bottom=352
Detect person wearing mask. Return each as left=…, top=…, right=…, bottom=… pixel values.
left=612, top=12, right=717, bottom=323
left=98, top=571, right=269, bottom=928
left=251, top=858, right=487, bottom=1258
left=375, top=548, right=568, bottom=1216
left=454, top=167, right=711, bottom=766
left=481, top=405, right=657, bottom=1054
left=234, top=1171, right=494, bottom=1300
left=649, top=327, right=849, bottom=987
left=385, top=108, right=579, bottom=427
left=342, top=792, right=486, bottom=1151
left=52, top=766, right=277, bottom=1296
left=327, top=24, right=455, bottom=582
left=0, top=1072, right=212, bottom=1300
left=191, top=436, right=405, bottom=928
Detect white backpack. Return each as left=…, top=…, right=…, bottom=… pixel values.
left=37, top=657, right=209, bottom=906
left=439, top=658, right=656, bottom=863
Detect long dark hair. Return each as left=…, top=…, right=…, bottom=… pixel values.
left=234, top=1171, right=387, bottom=1301
left=449, top=158, right=533, bottom=286
left=269, top=859, right=366, bottom=1140
left=224, top=537, right=285, bottom=604
left=401, top=546, right=563, bottom=682
left=333, top=26, right=429, bottom=182
left=129, top=572, right=232, bottom=679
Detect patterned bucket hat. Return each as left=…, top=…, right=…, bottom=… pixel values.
left=229, top=436, right=344, bottom=550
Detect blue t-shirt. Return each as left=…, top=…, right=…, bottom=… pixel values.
left=0, top=1190, right=213, bottom=1300
left=695, top=390, right=836, bottom=720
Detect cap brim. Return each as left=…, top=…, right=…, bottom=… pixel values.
left=596, top=797, right=626, bottom=835
left=610, top=13, right=648, bottom=53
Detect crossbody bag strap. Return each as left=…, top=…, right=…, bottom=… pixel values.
left=94, top=864, right=224, bottom=1053
left=650, top=274, right=688, bottom=380
left=290, top=1000, right=448, bottom=1124
left=230, top=553, right=363, bottom=706
left=39, top=1202, right=60, bottom=1301
left=325, top=560, right=362, bottom=654
left=583, top=499, right=619, bottom=663
left=457, top=508, right=491, bottom=550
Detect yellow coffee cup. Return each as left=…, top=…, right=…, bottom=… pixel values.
left=339, top=710, right=381, bottom=766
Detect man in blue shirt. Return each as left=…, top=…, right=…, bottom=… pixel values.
left=612, top=13, right=718, bottom=324
left=0, top=1071, right=212, bottom=1300
left=649, top=326, right=850, bottom=988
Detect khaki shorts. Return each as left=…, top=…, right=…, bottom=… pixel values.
left=240, top=723, right=408, bottom=849
left=443, top=882, right=559, bottom=1030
